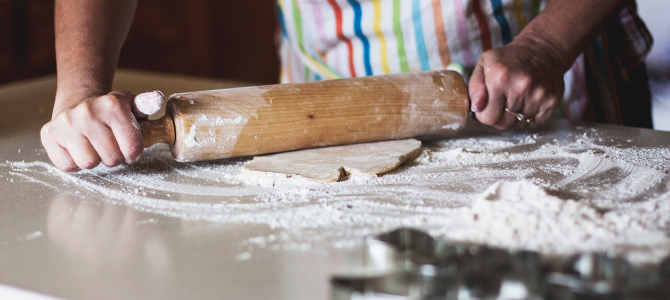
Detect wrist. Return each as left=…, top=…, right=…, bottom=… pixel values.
left=54, top=66, right=116, bottom=116
left=513, top=30, right=574, bottom=73
left=53, top=87, right=108, bottom=118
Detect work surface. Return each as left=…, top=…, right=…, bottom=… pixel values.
left=1, top=71, right=670, bottom=300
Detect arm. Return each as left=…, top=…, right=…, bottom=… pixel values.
left=41, top=0, right=140, bottom=172
left=468, top=0, right=626, bottom=129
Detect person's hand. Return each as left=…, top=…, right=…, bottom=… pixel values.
left=468, top=37, right=567, bottom=130
left=41, top=90, right=143, bottom=172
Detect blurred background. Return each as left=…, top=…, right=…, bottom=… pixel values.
left=0, top=0, right=667, bottom=130
left=638, top=1, right=670, bottom=131
left=0, top=0, right=280, bottom=85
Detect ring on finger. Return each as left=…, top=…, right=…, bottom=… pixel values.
left=504, top=108, right=533, bottom=123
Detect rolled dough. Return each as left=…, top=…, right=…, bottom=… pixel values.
left=241, top=139, right=422, bottom=183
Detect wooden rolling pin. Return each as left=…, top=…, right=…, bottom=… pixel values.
left=138, top=70, right=469, bottom=162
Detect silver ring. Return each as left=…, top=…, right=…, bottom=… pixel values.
left=504, top=108, right=533, bottom=123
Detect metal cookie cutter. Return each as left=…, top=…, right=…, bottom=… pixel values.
left=331, top=228, right=670, bottom=300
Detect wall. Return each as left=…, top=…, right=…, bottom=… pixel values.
left=0, top=0, right=280, bottom=85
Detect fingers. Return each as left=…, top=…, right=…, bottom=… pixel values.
left=41, top=127, right=79, bottom=172
left=474, top=62, right=508, bottom=127
left=468, top=61, right=488, bottom=113
left=43, top=111, right=102, bottom=170
left=494, top=101, right=524, bottom=130
left=63, top=135, right=101, bottom=170
left=531, top=95, right=561, bottom=128
left=101, top=93, right=144, bottom=164
left=84, top=122, right=125, bottom=167
left=41, top=90, right=145, bottom=172
left=470, top=45, right=565, bottom=130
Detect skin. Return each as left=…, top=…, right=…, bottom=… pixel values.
left=469, top=0, right=626, bottom=130
left=42, top=0, right=626, bottom=172
left=42, top=0, right=139, bottom=172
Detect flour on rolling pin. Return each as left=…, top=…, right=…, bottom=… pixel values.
left=169, top=87, right=270, bottom=161
left=133, top=91, right=166, bottom=118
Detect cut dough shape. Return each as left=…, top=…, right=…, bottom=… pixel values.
left=241, top=139, right=422, bottom=183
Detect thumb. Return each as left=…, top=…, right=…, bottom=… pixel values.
left=131, top=91, right=166, bottom=119
left=468, top=61, right=488, bottom=113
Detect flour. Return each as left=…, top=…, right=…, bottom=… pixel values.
left=170, top=87, right=270, bottom=160
left=216, top=116, right=248, bottom=126
left=436, top=180, right=670, bottom=265
left=441, top=123, right=461, bottom=130
left=133, top=91, right=165, bottom=118
left=3, top=127, right=670, bottom=265
left=185, top=125, right=200, bottom=148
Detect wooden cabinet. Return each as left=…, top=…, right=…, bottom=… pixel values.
left=0, top=0, right=280, bottom=85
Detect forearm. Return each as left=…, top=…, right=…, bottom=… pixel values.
left=516, top=0, right=626, bottom=72
left=54, top=0, right=137, bottom=115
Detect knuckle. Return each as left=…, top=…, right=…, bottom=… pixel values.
left=533, top=87, right=548, bottom=100
left=490, top=67, right=511, bottom=90
left=545, top=98, right=560, bottom=110
left=514, top=75, right=532, bottom=92
left=40, top=123, right=53, bottom=138
left=99, top=95, right=125, bottom=113
left=76, top=102, right=96, bottom=122
left=59, top=112, right=75, bottom=128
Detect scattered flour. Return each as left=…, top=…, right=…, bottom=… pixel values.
left=3, top=127, right=670, bottom=265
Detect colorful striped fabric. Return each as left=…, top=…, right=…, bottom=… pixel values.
left=277, top=0, right=547, bottom=82
left=276, top=0, right=652, bottom=122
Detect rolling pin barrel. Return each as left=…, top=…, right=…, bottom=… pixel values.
left=140, top=70, right=470, bottom=162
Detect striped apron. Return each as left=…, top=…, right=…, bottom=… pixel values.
left=276, top=0, right=653, bottom=126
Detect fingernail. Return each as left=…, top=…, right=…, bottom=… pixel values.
left=471, top=92, right=481, bottom=112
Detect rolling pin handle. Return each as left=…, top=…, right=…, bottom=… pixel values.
left=138, top=114, right=176, bottom=148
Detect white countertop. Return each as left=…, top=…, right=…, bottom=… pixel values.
left=1, top=70, right=669, bottom=300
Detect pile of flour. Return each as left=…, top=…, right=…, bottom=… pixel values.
left=3, top=127, right=670, bottom=265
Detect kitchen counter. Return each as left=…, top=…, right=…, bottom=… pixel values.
left=1, top=70, right=669, bottom=300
